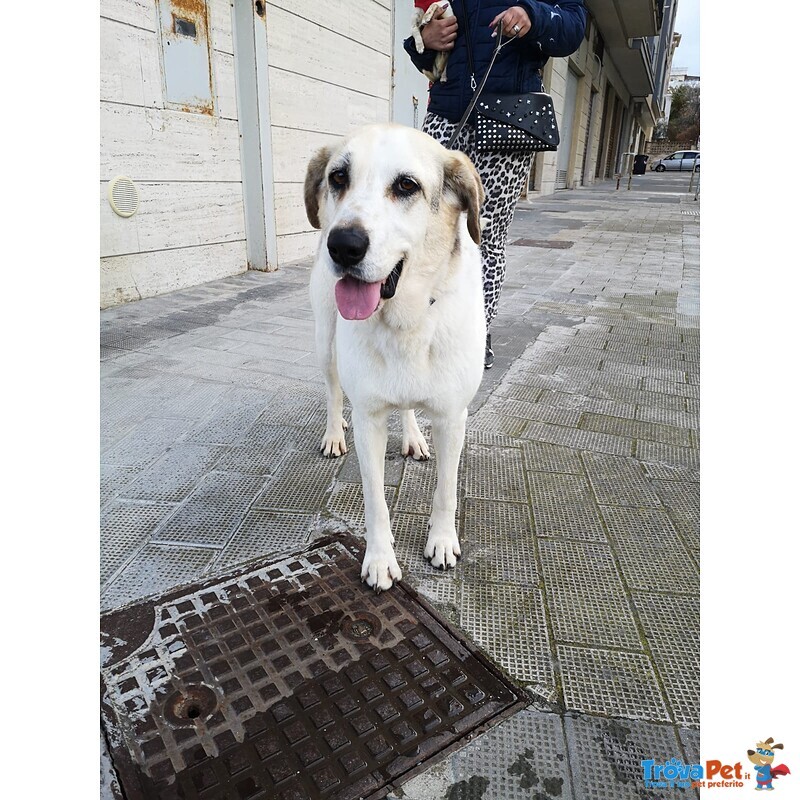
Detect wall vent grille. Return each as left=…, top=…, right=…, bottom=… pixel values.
left=108, top=176, right=139, bottom=218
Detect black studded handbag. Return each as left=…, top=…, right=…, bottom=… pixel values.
left=474, top=92, right=559, bottom=153
left=445, top=10, right=559, bottom=154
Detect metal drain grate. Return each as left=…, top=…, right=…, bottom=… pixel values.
left=509, top=238, right=574, bottom=249
left=680, top=209, right=700, bottom=216
left=101, top=535, right=527, bottom=800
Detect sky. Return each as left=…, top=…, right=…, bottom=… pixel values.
left=673, top=0, right=700, bottom=74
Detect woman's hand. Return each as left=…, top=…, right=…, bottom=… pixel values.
left=489, top=6, right=532, bottom=38
left=421, top=6, right=458, bottom=51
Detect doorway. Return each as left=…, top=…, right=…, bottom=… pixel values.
left=555, top=69, right=579, bottom=189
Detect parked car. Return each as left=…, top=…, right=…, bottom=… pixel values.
left=650, top=151, right=700, bottom=172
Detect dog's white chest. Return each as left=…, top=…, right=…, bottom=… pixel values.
left=336, top=296, right=483, bottom=414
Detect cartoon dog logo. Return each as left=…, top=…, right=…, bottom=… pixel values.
left=747, top=738, right=791, bottom=791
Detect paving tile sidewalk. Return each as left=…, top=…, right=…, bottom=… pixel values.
left=100, top=172, right=700, bottom=799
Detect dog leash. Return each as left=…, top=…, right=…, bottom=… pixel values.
left=445, top=20, right=518, bottom=149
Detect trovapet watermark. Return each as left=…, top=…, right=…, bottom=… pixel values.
left=640, top=737, right=791, bottom=792
left=641, top=758, right=744, bottom=790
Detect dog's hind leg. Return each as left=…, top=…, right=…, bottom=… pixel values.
left=401, top=409, right=431, bottom=461
left=354, top=407, right=402, bottom=591
left=311, top=266, right=348, bottom=457
left=424, top=408, right=467, bottom=569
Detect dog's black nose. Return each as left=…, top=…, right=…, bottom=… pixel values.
left=327, top=226, right=369, bottom=268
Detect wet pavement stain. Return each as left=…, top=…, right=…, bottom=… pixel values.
left=508, top=748, right=539, bottom=788
left=542, top=775, right=564, bottom=795
left=507, top=748, right=565, bottom=798
left=446, top=775, right=490, bottom=799
left=100, top=279, right=299, bottom=354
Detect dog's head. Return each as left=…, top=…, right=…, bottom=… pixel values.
left=747, top=738, right=783, bottom=767
left=304, top=124, right=484, bottom=322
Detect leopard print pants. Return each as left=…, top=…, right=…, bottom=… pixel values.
left=423, top=112, right=532, bottom=327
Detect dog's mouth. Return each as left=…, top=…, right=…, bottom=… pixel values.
left=334, top=260, right=404, bottom=320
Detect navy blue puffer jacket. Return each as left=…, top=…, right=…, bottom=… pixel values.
left=404, top=0, right=587, bottom=123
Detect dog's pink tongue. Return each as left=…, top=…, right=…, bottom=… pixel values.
left=335, top=276, right=382, bottom=320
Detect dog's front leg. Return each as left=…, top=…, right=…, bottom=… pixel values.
left=425, top=408, right=467, bottom=569
left=353, top=407, right=402, bottom=591
left=311, top=268, right=348, bottom=458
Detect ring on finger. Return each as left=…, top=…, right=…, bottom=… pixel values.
left=513, top=23, right=521, bottom=33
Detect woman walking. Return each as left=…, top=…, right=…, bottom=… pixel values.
left=405, top=1, right=586, bottom=367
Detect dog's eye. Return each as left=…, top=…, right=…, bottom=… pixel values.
left=393, top=176, right=420, bottom=197
left=329, top=169, right=348, bottom=189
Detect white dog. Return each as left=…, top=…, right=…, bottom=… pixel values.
left=304, top=124, right=486, bottom=592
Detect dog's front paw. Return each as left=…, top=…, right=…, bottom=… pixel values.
left=320, top=424, right=347, bottom=458
left=424, top=528, right=461, bottom=570
left=361, top=548, right=402, bottom=592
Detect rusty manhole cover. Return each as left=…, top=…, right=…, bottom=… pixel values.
left=100, top=535, right=527, bottom=799
left=510, top=238, right=574, bottom=249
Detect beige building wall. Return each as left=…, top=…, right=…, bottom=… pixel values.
left=100, top=0, right=247, bottom=308
left=99, top=0, right=396, bottom=308
left=265, top=0, right=394, bottom=265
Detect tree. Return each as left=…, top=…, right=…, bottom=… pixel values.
left=667, top=84, right=700, bottom=144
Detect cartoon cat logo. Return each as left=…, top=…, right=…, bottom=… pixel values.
left=747, top=738, right=791, bottom=791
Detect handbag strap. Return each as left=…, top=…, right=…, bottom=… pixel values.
left=445, top=21, right=518, bottom=149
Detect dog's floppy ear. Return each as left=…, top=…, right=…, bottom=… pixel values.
left=443, top=151, right=485, bottom=245
left=304, top=146, right=332, bottom=229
